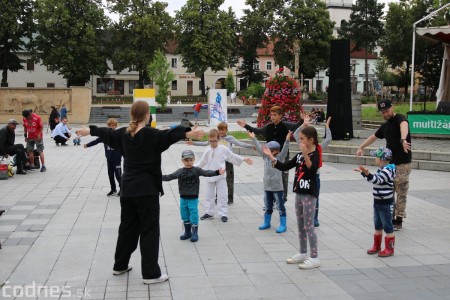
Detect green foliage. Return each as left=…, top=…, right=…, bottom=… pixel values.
left=176, top=0, right=237, bottom=95
left=274, top=0, right=334, bottom=79
left=238, top=0, right=279, bottom=85
left=308, top=92, right=327, bottom=101
left=239, top=83, right=265, bottom=99
left=224, top=70, right=235, bottom=95
left=147, top=50, right=175, bottom=110
left=107, top=0, right=174, bottom=87
left=338, top=0, right=384, bottom=95
left=0, top=0, right=34, bottom=86
left=33, top=0, right=109, bottom=87
left=380, top=0, right=448, bottom=98
left=361, top=96, right=377, bottom=104
left=362, top=103, right=434, bottom=121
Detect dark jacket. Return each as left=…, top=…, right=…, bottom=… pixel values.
left=0, top=126, right=15, bottom=156
left=90, top=125, right=189, bottom=197
left=86, top=137, right=122, bottom=161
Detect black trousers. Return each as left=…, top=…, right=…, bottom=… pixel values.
left=6, top=144, right=27, bottom=170
left=54, top=135, right=68, bottom=145
left=114, top=195, right=161, bottom=280
left=107, top=159, right=122, bottom=191
left=225, top=162, right=234, bottom=202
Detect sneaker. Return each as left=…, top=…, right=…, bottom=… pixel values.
left=298, top=257, right=321, bottom=269
left=0, top=210, right=5, bottom=217
left=200, top=213, right=213, bottom=220
left=286, top=253, right=307, bottom=264
left=24, top=165, right=34, bottom=170
left=143, top=274, right=169, bottom=285
left=107, top=190, right=117, bottom=197
left=394, top=223, right=402, bottom=231
left=314, top=219, right=320, bottom=227
left=221, top=216, right=228, bottom=222
left=40, top=166, right=47, bottom=172
left=16, top=169, right=27, bottom=175
left=393, top=217, right=403, bottom=231
left=55, top=142, right=60, bottom=146
left=113, top=266, right=132, bottom=275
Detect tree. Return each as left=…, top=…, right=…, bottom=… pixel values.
left=238, top=0, right=279, bottom=87
left=107, top=0, right=174, bottom=88
left=257, top=68, right=301, bottom=127
left=338, top=0, right=384, bottom=96
left=224, top=70, right=235, bottom=95
left=147, top=50, right=174, bottom=110
left=274, top=0, right=334, bottom=88
left=176, top=0, right=237, bottom=96
left=380, top=0, right=447, bottom=99
left=0, top=0, right=34, bottom=87
left=33, top=0, right=109, bottom=87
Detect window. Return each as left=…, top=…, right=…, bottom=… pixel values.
left=253, top=61, right=260, bottom=70
left=47, top=83, right=55, bottom=88
left=171, top=58, right=177, bottom=68
left=316, top=80, right=323, bottom=92
left=26, top=59, right=34, bottom=71
left=266, top=61, right=272, bottom=70
left=172, top=80, right=177, bottom=90
left=27, top=83, right=35, bottom=87
left=96, top=78, right=114, bottom=93
left=129, top=80, right=137, bottom=94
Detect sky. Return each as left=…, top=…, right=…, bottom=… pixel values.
left=105, top=0, right=399, bottom=20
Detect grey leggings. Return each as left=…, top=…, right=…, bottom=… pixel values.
left=295, top=193, right=318, bottom=258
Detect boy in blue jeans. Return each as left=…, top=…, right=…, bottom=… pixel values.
left=84, top=118, right=122, bottom=196
left=354, top=146, right=396, bottom=257
left=162, top=150, right=224, bottom=242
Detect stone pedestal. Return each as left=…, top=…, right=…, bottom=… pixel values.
left=351, top=93, right=362, bottom=131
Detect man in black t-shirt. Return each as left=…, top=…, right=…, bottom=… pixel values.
left=356, top=100, right=411, bottom=231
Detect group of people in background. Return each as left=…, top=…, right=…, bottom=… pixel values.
left=1, top=97, right=412, bottom=285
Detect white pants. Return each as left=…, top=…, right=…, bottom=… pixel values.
left=204, top=178, right=228, bottom=217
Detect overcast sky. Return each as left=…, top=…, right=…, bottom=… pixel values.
left=105, top=0, right=400, bottom=20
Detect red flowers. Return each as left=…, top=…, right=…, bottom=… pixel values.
left=257, top=72, right=302, bottom=127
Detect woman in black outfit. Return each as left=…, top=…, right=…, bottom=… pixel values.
left=48, top=106, right=60, bottom=131
left=76, top=101, right=204, bottom=284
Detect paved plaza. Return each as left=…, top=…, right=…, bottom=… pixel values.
left=1, top=122, right=450, bottom=300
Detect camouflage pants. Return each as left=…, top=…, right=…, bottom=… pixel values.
left=394, top=163, right=411, bottom=218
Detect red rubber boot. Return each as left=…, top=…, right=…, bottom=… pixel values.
left=367, top=234, right=383, bottom=255
left=378, top=236, right=395, bottom=257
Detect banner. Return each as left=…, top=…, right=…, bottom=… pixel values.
left=133, top=89, right=156, bottom=127
left=208, top=89, right=227, bottom=125
left=408, top=114, right=450, bottom=135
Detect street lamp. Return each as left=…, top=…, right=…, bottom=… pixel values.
left=0, top=38, right=13, bottom=87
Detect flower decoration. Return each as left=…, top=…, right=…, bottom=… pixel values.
left=256, top=71, right=303, bottom=127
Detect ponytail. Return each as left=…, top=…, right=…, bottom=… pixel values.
left=127, top=120, right=139, bottom=134
left=126, top=101, right=149, bottom=134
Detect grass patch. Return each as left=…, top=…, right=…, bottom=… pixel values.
left=362, top=102, right=436, bottom=121
left=195, top=131, right=252, bottom=141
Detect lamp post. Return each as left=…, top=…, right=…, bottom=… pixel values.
left=0, top=38, right=12, bottom=87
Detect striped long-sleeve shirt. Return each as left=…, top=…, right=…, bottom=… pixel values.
left=361, top=164, right=396, bottom=205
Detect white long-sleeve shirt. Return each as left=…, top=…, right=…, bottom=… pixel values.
left=194, top=144, right=244, bottom=182
left=52, top=122, right=71, bottom=139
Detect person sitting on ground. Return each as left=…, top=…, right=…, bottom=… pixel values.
left=0, top=119, right=28, bottom=174
left=48, top=106, right=60, bottom=132
left=52, top=117, right=71, bottom=146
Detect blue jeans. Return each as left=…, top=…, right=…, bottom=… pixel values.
left=180, top=198, right=199, bottom=225
left=373, top=204, right=394, bottom=234
left=264, top=191, right=285, bottom=216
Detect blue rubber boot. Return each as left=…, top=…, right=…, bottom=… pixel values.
left=276, top=216, right=287, bottom=233
left=259, top=214, right=271, bottom=230
left=190, top=225, right=198, bottom=242
left=180, top=222, right=192, bottom=240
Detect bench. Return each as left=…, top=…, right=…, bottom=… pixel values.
left=183, top=111, right=194, bottom=118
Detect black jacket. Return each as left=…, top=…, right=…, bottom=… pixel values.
left=0, top=126, right=15, bottom=156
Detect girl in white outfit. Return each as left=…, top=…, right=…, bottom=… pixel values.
left=195, top=129, right=253, bottom=222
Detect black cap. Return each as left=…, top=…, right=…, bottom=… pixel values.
left=181, top=150, right=195, bottom=159
left=377, top=100, right=392, bottom=111
left=22, top=109, right=32, bottom=118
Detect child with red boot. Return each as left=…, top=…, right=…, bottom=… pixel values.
left=354, top=146, right=396, bottom=257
